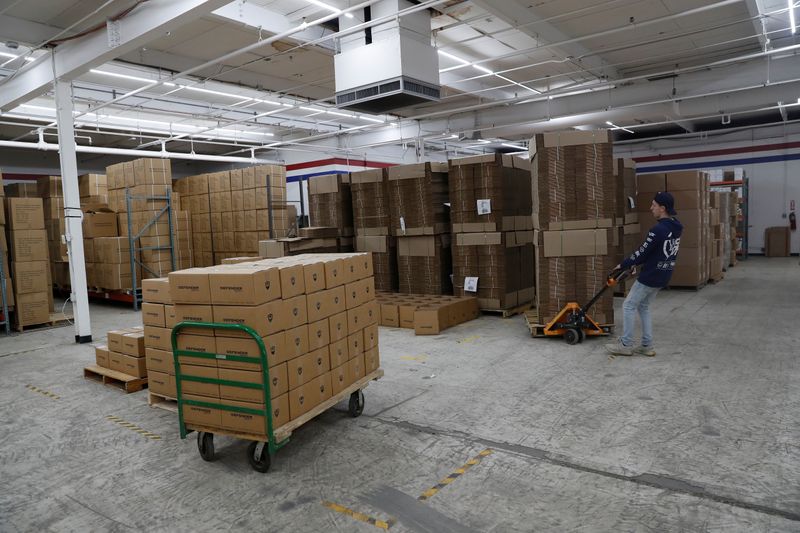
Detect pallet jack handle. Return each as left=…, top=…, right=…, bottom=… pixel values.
left=579, top=267, right=632, bottom=315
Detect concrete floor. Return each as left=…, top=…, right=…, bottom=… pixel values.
left=1, top=257, right=798, bottom=532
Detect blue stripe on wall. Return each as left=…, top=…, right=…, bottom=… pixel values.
left=286, top=170, right=349, bottom=183
left=638, top=152, right=800, bottom=173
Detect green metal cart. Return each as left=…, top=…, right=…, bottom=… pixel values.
left=171, top=321, right=383, bottom=473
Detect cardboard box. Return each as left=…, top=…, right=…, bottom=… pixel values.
left=380, top=303, right=399, bottom=327
left=181, top=364, right=220, bottom=397
left=285, top=324, right=310, bottom=360
left=364, top=346, right=380, bottom=374
left=142, top=278, right=172, bottom=304
left=107, top=327, right=140, bottom=353
left=636, top=173, right=666, bottom=193
left=348, top=330, right=363, bottom=359
left=307, top=286, right=346, bottom=323
left=83, top=212, right=118, bottom=238
left=220, top=394, right=289, bottom=436
left=345, top=277, right=375, bottom=309
left=11, top=261, right=48, bottom=295
left=666, top=171, right=704, bottom=191
left=329, top=338, right=349, bottom=369
left=148, top=371, right=176, bottom=398
left=143, top=326, right=172, bottom=352
left=6, top=198, right=44, bottom=230
left=182, top=393, right=222, bottom=427
left=79, top=174, right=107, bottom=198
left=119, top=331, right=145, bottom=357
left=330, top=363, right=351, bottom=396
left=37, top=176, right=62, bottom=198
left=219, top=363, right=287, bottom=402
left=212, top=300, right=286, bottom=338
left=168, top=269, right=210, bottom=304
left=322, top=257, right=347, bottom=288
left=284, top=294, right=309, bottom=330
left=349, top=353, right=365, bottom=383
left=95, top=345, right=110, bottom=368
left=308, top=319, right=330, bottom=351
left=289, top=372, right=332, bottom=420
left=208, top=266, right=281, bottom=305
left=145, top=347, right=174, bottom=375
left=287, top=352, right=316, bottom=390
left=165, top=305, right=177, bottom=328
left=670, top=190, right=702, bottom=210
left=110, top=352, right=147, bottom=378
left=14, top=292, right=50, bottom=326
left=142, top=302, right=166, bottom=327
left=363, top=324, right=379, bottom=350
left=172, top=304, right=214, bottom=336
left=542, top=229, right=608, bottom=257
left=216, top=332, right=288, bottom=370
left=9, top=230, right=48, bottom=262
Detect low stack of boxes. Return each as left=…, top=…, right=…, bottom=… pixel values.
left=165, top=252, right=379, bottom=435
left=534, top=130, right=616, bottom=324
left=308, top=173, right=354, bottom=245
left=449, top=153, right=535, bottom=311
left=0, top=173, right=13, bottom=312
left=637, top=171, right=710, bottom=288
left=5, top=198, right=51, bottom=328
left=351, top=168, right=398, bottom=292
left=259, top=233, right=341, bottom=258
left=108, top=158, right=192, bottom=279
left=95, top=326, right=147, bottom=378
left=612, top=159, right=640, bottom=295
left=141, top=278, right=177, bottom=398
left=387, top=162, right=452, bottom=295
left=172, top=166, right=290, bottom=266
left=376, top=292, right=480, bottom=335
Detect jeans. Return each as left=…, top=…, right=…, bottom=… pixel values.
left=621, top=280, right=660, bottom=347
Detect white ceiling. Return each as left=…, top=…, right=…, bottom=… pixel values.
left=0, top=0, right=797, bottom=159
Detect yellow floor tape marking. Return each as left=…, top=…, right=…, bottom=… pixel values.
left=322, top=501, right=391, bottom=530
left=417, top=448, right=493, bottom=501
left=400, top=355, right=427, bottom=362
left=457, top=335, right=480, bottom=344
left=26, top=384, right=61, bottom=400
left=106, top=415, right=161, bottom=441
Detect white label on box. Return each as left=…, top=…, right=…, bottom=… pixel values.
left=464, top=277, right=479, bottom=292
left=477, top=199, right=491, bottom=215
left=400, top=216, right=406, bottom=234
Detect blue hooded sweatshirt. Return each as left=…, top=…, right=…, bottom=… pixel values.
left=621, top=216, right=683, bottom=288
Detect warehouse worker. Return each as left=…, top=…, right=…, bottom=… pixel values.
left=606, top=192, right=683, bottom=357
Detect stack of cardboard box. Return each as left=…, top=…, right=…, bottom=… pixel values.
left=166, top=252, right=379, bottom=435
left=637, top=171, right=710, bottom=288
left=450, top=153, right=535, bottom=311
left=4, top=182, right=38, bottom=198
left=308, top=173, right=354, bottom=242
left=95, top=326, right=147, bottom=378
left=376, top=292, right=480, bottom=335
left=387, top=162, right=452, bottom=295
left=172, top=166, right=291, bottom=266
left=36, top=176, right=66, bottom=290
left=534, top=131, right=616, bottom=324
left=351, top=168, right=397, bottom=292
left=258, top=235, right=340, bottom=258
left=141, top=278, right=177, bottom=398
left=728, top=192, right=738, bottom=266
left=4, top=198, right=51, bottom=328
left=79, top=174, right=108, bottom=207
left=0, top=173, right=13, bottom=312
left=710, top=191, right=728, bottom=279
left=612, top=159, right=640, bottom=296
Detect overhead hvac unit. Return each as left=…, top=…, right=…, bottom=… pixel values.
left=334, top=0, right=440, bottom=113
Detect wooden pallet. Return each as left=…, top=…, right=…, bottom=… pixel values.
left=148, top=391, right=178, bottom=413
left=482, top=301, right=533, bottom=318
left=84, top=365, right=148, bottom=393
left=14, top=311, right=73, bottom=333
left=709, top=273, right=725, bottom=284
left=667, top=282, right=707, bottom=291
left=185, top=369, right=385, bottom=443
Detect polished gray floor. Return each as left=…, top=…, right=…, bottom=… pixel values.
left=1, top=257, right=798, bottom=532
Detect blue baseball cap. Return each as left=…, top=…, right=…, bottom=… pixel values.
left=654, top=191, right=677, bottom=215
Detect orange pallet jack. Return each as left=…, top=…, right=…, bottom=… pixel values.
left=542, top=268, right=631, bottom=345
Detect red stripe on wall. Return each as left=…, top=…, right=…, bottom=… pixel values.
left=286, top=157, right=395, bottom=171
left=1, top=174, right=40, bottom=181
left=633, top=141, right=800, bottom=163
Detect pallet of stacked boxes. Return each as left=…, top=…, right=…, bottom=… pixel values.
left=709, top=191, right=726, bottom=281
left=376, top=291, right=480, bottom=334
left=387, top=162, right=452, bottom=295
left=166, top=252, right=382, bottom=471
left=308, top=172, right=354, bottom=251
left=612, top=159, right=640, bottom=296
left=0, top=174, right=13, bottom=314
left=728, top=192, right=738, bottom=267
left=85, top=327, right=148, bottom=393
left=37, top=176, right=65, bottom=293
left=450, top=153, right=535, bottom=313
left=5, top=197, right=54, bottom=331
left=351, top=168, right=398, bottom=292
left=533, top=130, right=617, bottom=327
left=141, top=278, right=178, bottom=409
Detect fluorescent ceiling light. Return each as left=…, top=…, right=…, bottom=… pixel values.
left=501, top=142, right=527, bottom=150
left=300, top=106, right=319, bottom=112
left=327, top=110, right=352, bottom=118
left=254, top=98, right=282, bottom=106
left=606, top=121, right=634, bottom=134
left=473, top=64, right=494, bottom=75
left=437, top=50, right=470, bottom=65
left=790, top=0, right=797, bottom=35
left=179, top=85, right=251, bottom=100
left=358, top=115, right=384, bottom=123
left=0, top=52, right=34, bottom=62
left=306, top=0, right=353, bottom=18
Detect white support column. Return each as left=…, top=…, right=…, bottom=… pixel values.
left=54, top=77, right=92, bottom=343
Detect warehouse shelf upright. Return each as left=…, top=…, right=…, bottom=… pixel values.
left=0, top=256, right=10, bottom=335
left=711, top=176, right=749, bottom=260
left=126, top=188, right=176, bottom=310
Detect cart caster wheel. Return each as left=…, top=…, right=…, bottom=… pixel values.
left=564, top=329, right=580, bottom=345
left=578, top=329, right=586, bottom=343
left=247, top=441, right=271, bottom=473
left=197, top=432, right=215, bottom=462
left=348, top=390, right=365, bottom=417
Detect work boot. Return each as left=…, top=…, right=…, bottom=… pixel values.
left=633, top=345, right=656, bottom=357
left=605, top=339, right=633, bottom=356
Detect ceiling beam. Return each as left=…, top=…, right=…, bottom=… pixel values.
left=0, top=15, right=61, bottom=47
left=0, top=0, right=232, bottom=112
left=470, top=0, right=619, bottom=81
left=743, top=0, right=768, bottom=50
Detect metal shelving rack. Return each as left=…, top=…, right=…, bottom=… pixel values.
left=0, top=255, right=10, bottom=335
left=711, top=177, right=749, bottom=260
left=126, top=188, right=176, bottom=311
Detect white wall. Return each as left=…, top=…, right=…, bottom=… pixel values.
left=615, top=126, right=800, bottom=255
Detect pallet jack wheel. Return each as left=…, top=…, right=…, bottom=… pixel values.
left=197, top=432, right=215, bottom=462
left=247, top=441, right=271, bottom=473
left=578, top=329, right=586, bottom=343
left=348, top=390, right=365, bottom=417
left=564, top=329, right=580, bottom=345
